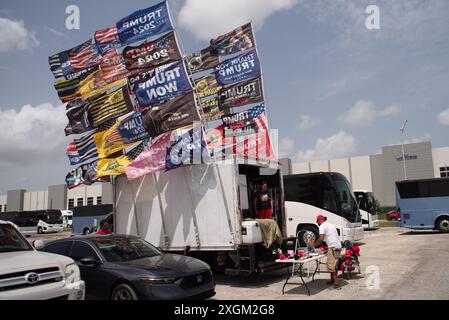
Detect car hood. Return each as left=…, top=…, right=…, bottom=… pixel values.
left=110, top=253, right=210, bottom=277
left=0, top=251, right=74, bottom=275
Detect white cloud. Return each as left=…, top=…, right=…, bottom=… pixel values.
left=178, top=0, right=298, bottom=40
left=47, top=27, right=69, bottom=40
left=379, top=104, right=401, bottom=117
left=388, top=133, right=432, bottom=146
left=405, top=133, right=431, bottom=144
left=0, top=18, right=40, bottom=53
left=299, top=0, right=448, bottom=43
left=338, top=100, right=400, bottom=127
left=294, top=130, right=357, bottom=162
left=278, top=137, right=295, bottom=158
left=438, top=108, right=449, bottom=126
left=0, top=103, right=67, bottom=165
left=297, top=115, right=320, bottom=130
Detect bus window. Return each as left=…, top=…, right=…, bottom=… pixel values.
left=429, top=180, right=449, bottom=197
left=284, top=175, right=334, bottom=212
left=322, top=188, right=338, bottom=213
left=398, top=180, right=449, bottom=199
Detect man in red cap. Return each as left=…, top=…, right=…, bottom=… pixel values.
left=308, top=215, right=342, bottom=289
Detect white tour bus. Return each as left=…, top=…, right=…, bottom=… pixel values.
left=284, top=172, right=364, bottom=247
left=0, top=210, right=64, bottom=236
left=61, top=210, right=73, bottom=229
left=354, top=190, right=380, bottom=229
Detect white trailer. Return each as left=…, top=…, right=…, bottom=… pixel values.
left=114, top=160, right=286, bottom=274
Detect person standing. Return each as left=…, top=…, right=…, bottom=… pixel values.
left=253, top=181, right=273, bottom=219
left=308, top=215, right=342, bottom=289
left=96, top=220, right=112, bottom=235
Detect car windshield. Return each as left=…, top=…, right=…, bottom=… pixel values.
left=333, top=178, right=361, bottom=223
left=92, top=237, right=162, bottom=262
left=0, top=224, right=33, bottom=253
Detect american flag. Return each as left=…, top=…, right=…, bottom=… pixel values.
left=100, top=49, right=129, bottom=83
left=69, top=39, right=99, bottom=70
left=95, top=26, right=118, bottom=44
left=249, top=103, right=268, bottom=132
left=223, top=103, right=267, bottom=134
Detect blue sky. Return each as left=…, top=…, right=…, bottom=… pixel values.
left=0, top=0, right=449, bottom=193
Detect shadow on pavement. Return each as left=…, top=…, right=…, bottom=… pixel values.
left=214, top=269, right=287, bottom=289
left=282, top=278, right=329, bottom=296
left=399, top=230, right=444, bottom=236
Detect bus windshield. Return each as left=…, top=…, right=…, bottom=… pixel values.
left=40, top=212, right=63, bottom=224
left=333, top=177, right=360, bottom=223
left=355, top=192, right=377, bottom=215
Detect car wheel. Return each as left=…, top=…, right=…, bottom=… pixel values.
left=37, top=227, right=43, bottom=234
left=83, top=228, right=91, bottom=235
left=111, top=283, right=138, bottom=300
left=297, top=226, right=319, bottom=247
left=436, top=217, right=449, bottom=233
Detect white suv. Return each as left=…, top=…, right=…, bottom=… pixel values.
left=0, top=220, right=85, bottom=300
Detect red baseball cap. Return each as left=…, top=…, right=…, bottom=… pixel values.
left=316, top=215, right=326, bottom=222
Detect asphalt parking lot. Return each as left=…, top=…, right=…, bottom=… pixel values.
left=27, top=230, right=72, bottom=243
left=213, top=227, right=449, bottom=300
left=28, top=227, right=449, bottom=300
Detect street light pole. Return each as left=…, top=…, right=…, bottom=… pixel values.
left=400, top=120, right=408, bottom=180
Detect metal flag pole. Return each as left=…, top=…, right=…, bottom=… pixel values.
left=400, top=120, right=408, bottom=180
left=249, top=21, right=276, bottom=164
left=167, top=0, right=221, bottom=172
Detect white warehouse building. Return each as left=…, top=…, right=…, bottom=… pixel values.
left=0, top=183, right=113, bottom=213
left=281, top=141, right=449, bottom=207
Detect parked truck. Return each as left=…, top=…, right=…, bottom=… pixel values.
left=114, top=160, right=286, bottom=275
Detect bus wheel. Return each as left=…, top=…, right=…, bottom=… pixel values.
left=83, top=228, right=91, bottom=235
left=37, top=227, right=43, bottom=234
left=298, top=226, right=319, bottom=247
left=436, top=217, right=449, bottom=233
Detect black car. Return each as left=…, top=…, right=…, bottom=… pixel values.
left=39, top=234, right=215, bottom=300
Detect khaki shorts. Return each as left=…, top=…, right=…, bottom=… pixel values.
left=326, top=248, right=342, bottom=272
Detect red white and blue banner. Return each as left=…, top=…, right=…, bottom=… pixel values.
left=117, top=112, right=150, bottom=144
left=165, top=125, right=210, bottom=171
left=214, top=48, right=261, bottom=85
left=94, top=1, right=173, bottom=54
left=221, top=103, right=268, bottom=137
left=132, top=60, right=193, bottom=109
left=117, top=1, right=173, bottom=46
left=123, top=31, right=181, bottom=70
left=49, top=39, right=100, bottom=79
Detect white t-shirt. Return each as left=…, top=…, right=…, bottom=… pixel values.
left=319, top=221, right=342, bottom=249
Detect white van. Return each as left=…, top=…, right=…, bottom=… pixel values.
left=0, top=220, right=85, bottom=300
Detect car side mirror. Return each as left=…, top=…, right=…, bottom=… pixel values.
left=80, top=256, right=100, bottom=266
left=33, top=240, right=45, bottom=250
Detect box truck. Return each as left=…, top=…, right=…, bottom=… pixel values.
left=114, top=160, right=286, bottom=275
